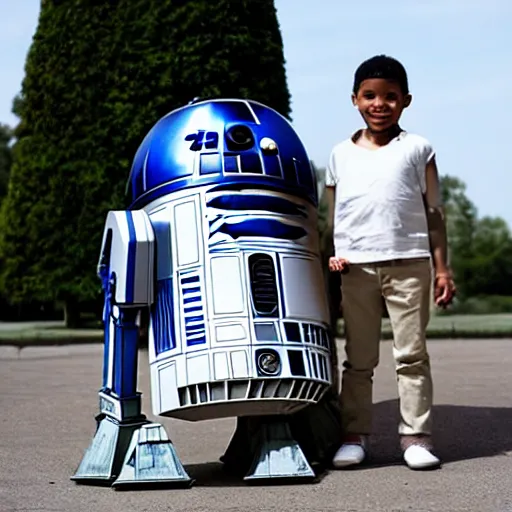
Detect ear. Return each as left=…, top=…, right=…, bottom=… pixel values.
left=404, top=94, right=412, bottom=108
left=351, top=93, right=358, bottom=107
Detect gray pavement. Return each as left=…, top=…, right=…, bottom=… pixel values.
left=1, top=339, right=511, bottom=512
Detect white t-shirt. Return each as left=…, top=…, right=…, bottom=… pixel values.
left=325, top=130, right=434, bottom=263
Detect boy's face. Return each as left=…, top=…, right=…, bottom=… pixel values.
left=352, top=78, right=411, bottom=133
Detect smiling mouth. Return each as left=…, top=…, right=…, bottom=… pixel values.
left=368, top=114, right=391, bottom=123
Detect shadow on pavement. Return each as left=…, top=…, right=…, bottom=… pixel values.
left=368, top=399, right=512, bottom=466
left=185, top=400, right=512, bottom=484
left=185, top=461, right=328, bottom=488
left=184, top=462, right=247, bottom=488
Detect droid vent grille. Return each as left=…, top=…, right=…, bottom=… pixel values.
left=180, top=271, right=207, bottom=346
left=248, top=254, right=279, bottom=317
left=177, top=378, right=327, bottom=408
left=282, top=321, right=331, bottom=349
left=153, top=279, right=176, bottom=354
left=307, top=351, right=330, bottom=382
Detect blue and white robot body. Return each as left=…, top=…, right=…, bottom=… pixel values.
left=97, top=98, right=331, bottom=422
left=74, top=98, right=334, bottom=486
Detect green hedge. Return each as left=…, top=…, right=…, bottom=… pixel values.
left=337, top=313, right=512, bottom=339
left=437, top=296, right=512, bottom=315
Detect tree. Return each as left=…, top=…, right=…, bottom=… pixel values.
left=440, top=175, right=512, bottom=299
left=440, top=176, right=478, bottom=260
left=0, top=124, right=12, bottom=202
left=0, top=0, right=291, bottom=326
left=458, top=216, right=512, bottom=298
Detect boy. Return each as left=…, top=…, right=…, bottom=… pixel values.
left=325, top=55, right=455, bottom=470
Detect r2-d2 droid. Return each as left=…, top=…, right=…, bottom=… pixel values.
left=72, top=98, right=333, bottom=488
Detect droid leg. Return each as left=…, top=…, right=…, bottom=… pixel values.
left=72, top=210, right=191, bottom=488
left=72, top=306, right=191, bottom=488
left=243, top=416, right=315, bottom=482
left=72, top=305, right=148, bottom=485
left=223, top=323, right=342, bottom=480
left=113, top=423, right=191, bottom=488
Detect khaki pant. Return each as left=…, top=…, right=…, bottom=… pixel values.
left=339, top=258, right=433, bottom=436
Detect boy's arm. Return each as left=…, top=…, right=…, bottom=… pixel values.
left=424, top=156, right=450, bottom=275
left=424, top=156, right=455, bottom=305
left=323, top=151, right=349, bottom=272
left=323, top=185, right=349, bottom=272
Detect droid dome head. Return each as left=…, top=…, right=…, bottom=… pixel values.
left=127, top=99, right=318, bottom=208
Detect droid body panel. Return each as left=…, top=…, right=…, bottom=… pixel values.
left=73, top=99, right=333, bottom=487
left=144, top=186, right=331, bottom=422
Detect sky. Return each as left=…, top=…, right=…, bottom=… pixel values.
left=1, top=0, right=511, bottom=224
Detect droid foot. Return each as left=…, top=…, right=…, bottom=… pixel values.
left=72, top=414, right=147, bottom=484
left=244, top=419, right=316, bottom=483
left=112, top=423, right=192, bottom=489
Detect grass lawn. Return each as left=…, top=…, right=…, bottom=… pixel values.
left=0, top=321, right=102, bottom=345
left=338, top=313, right=512, bottom=339
left=2, top=315, right=512, bottom=344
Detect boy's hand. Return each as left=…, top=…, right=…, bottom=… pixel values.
left=434, top=273, right=456, bottom=308
left=329, top=257, right=350, bottom=274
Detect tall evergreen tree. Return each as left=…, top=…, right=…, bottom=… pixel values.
left=0, top=124, right=12, bottom=202
left=0, top=0, right=291, bottom=324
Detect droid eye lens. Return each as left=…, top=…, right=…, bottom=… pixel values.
left=256, top=350, right=281, bottom=376
left=226, top=125, right=254, bottom=150
left=230, top=127, right=251, bottom=144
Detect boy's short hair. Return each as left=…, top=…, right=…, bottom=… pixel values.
left=353, top=55, right=409, bottom=95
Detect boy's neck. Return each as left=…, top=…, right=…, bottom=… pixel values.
left=355, top=124, right=403, bottom=149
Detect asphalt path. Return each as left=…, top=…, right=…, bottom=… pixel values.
left=1, top=339, right=511, bottom=512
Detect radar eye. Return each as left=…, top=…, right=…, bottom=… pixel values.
left=225, top=125, right=255, bottom=151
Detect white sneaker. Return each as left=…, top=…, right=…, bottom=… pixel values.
left=332, top=439, right=367, bottom=468
left=403, top=445, right=441, bottom=470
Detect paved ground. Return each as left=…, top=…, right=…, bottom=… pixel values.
left=1, top=339, right=512, bottom=512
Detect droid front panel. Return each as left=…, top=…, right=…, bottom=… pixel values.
left=145, top=186, right=332, bottom=422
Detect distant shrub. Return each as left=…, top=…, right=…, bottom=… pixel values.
left=437, top=296, right=512, bottom=315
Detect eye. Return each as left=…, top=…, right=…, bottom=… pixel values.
left=225, top=125, right=255, bottom=151
left=363, top=92, right=375, bottom=99
left=386, top=92, right=398, bottom=101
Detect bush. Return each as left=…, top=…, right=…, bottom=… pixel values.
left=336, top=312, right=512, bottom=339
left=437, top=295, right=512, bottom=315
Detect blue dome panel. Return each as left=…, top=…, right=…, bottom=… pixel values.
left=128, top=99, right=318, bottom=208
